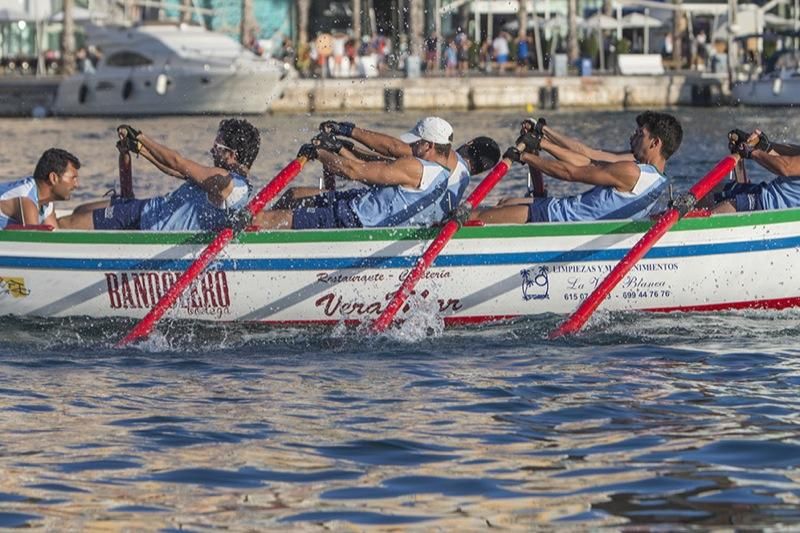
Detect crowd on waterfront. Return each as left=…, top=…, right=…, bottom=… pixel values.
left=270, top=27, right=723, bottom=79
left=0, top=21, right=737, bottom=80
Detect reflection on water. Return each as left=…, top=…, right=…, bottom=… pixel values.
left=2, top=310, right=800, bottom=529
left=2, top=108, right=800, bottom=529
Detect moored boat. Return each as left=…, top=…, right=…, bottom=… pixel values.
left=2, top=209, right=800, bottom=325
left=731, top=50, right=800, bottom=107
left=53, top=23, right=291, bottom=116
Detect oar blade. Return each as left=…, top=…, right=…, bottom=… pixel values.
left=371, top=160, right=512, bottom=332
left=116, top=157, right=306, bottom=348
left=550, top=155, right=738, bottom=339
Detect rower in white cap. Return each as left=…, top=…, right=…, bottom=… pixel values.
left=255, top=116, right=498, bottom=230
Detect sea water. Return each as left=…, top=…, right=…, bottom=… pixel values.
left=1, top=108, right=800, bottom=529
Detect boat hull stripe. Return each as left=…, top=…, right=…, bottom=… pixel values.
left=1, top=235, right=798, bottom=271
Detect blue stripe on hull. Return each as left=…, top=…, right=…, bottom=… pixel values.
left=1, top=235, right=799, bottom=271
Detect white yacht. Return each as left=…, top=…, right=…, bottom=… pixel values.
left=732, top=50, right=800, bottom=106
left=53, top=23, right=292, bottom=116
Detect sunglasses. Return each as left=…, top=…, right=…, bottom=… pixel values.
left=211, top=141, right=235, bottom=154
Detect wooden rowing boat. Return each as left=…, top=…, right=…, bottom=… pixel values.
left=2, top=209, right=799, bottom=324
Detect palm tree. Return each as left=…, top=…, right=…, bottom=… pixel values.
left=181, top=0, right=192, bottom=23
left=61, top=0, right=76, bottom=75
left=409, top=0, right=424, bottom=57
left=567, top=0, right=579, bottom=63
left=672, top=0, right=684, bottom=68
left=241, top=0, right=254, bottom=46
left=353, top=0, right=361, bottom=39
left=297, top=0, right=310, bottom=47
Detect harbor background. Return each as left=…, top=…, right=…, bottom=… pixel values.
left=2, top=107, right=800, bottom=529
left=0, top=0, right=791, bottom=114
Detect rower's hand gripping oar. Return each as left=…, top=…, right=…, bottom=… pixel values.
left=371, top=141, right=527, bottom=333
left=550, top=153, right=740, bottom=339
left=522, top=118, right=547, bottom=198
left=117, top=153, right=310, bottom=347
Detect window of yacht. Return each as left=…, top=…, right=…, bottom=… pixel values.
left=106, top=51, right=153, bottom=67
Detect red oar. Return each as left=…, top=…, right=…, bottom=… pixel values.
left=371, top=153, right=518, bottom=332
left=550, top=154, right=739, bottom=339
left=117, top=157, right=308, bottom=347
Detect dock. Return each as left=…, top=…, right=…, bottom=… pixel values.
left=0, top=72, right=727, bottom=117
left=270, top=73, right=729, bottom=113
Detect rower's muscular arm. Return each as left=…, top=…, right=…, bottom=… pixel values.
left=543, top=126, right=634, bottom=163
left=769, top=143, right=800, bottom=157
left=520, top=152, right=640, bottom=191
left=317, top=150, right=422, bottom=187
left=138, top=145, right=186, bottom=179
left=540, top=138, right=593, bottom=167
left=351, top=127, right=413, bottom=159
left=136, top=133, right=233, bottom=199
left=751, top=151, right=800, bottom=178
left=347, top=144, right=393, bottom=162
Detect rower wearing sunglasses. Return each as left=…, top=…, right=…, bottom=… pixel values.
left=59, top=118, right=260, bottom=231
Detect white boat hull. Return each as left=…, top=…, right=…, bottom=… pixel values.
left=2, top=210, right=800, bottom=325
left=54, top=68, right=284, bottom=116
left=52, top=23, right=288, bottom=116
left=732, top=76, right=800, bottom=106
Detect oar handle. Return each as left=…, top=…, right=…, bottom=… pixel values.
left=117, top=157, right=307, bottom=347
left=550, top=155, right=738, bottom=339
left=371, top=153, right=518, bottom=333
left=119, top=148, right=134, bottom=199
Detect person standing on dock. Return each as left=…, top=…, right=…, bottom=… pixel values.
left=714, top=129, right=800, bottom=213
left=475, top=111, right=682, bottom=224
left=0, top=148, right=81, bottom=229
left=58, top=119, right=260, bottom=231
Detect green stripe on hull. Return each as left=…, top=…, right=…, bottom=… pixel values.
left=2, top=209, right=799, bottom=246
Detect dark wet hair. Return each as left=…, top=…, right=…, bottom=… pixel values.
left=33, top=148, right=81, bottom=182
left=636, top=111, right=683, bottom=159
left=456, top=136, right=501, bottom=174
left=218, top=118, right=261, bottom=168
left=432, top=142, right=451, bottom=157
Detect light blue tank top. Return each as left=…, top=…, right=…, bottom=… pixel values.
left=139, top=172, right=252, bottom=231
left=350, top=155, right=471, bottom=227
left=0, top=176, right=53, bottom=229
left=535, top=163, right=667, bottom=222
left=759, top=177, right=800, bottom=210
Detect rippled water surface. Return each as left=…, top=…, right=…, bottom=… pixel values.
left=2, top=107, right=800, bottom=530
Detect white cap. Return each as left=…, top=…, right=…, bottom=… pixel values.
left=399, top=117, right=454, bottom=145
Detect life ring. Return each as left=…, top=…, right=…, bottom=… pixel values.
left=78, top=83, right=89, bottom=104
left=122, top=79, right=134, bottom=100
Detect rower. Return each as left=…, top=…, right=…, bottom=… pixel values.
left=272, top=121, right=499, bottom=212
left=713, top=128, right=800, bottom=213
left=254, top=117, right=499, bottom=230
left=475, top=111, right=682, bottom=224
left=0, top=148, right=80, bottom=230
left=58, top=118, right=260, bottom=231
